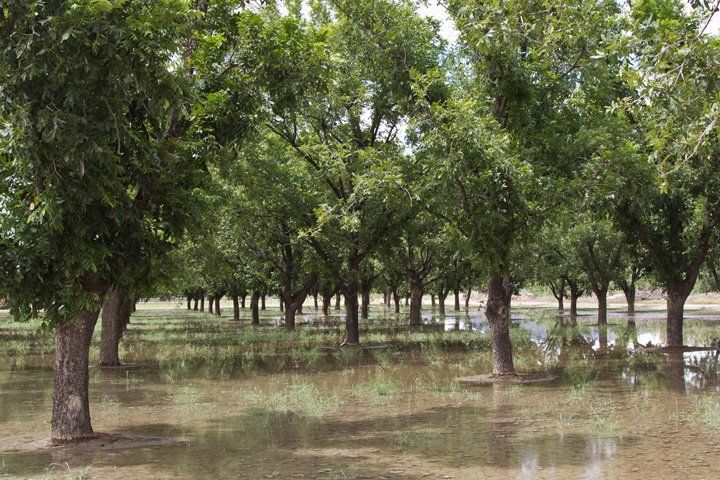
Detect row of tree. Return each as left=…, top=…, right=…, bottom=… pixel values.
left=1, top=0, right=719, bottom=444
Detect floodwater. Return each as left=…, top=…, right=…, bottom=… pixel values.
left=1, top=304, right=719, bottom=479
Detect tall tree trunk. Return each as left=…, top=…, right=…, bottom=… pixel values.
left=193, top=295, right=198, bottom=311
left=284, top=300, right=296, bottom=331
left=392, top=288, right=400, bottom=314
left=431, top=293, right=436, bottom=307
left=313, top=294, right=319, bottom=310
left=250, top=291, right=260, bottom=326
left=666, top=285, right=689, bottom=347
left=322, top=293, right=332, bottom=316
left=199, top=291, right=205, bottom=312
left=409, top=280, right=423, bottom=326
left=241, top=294, right=246, bottom=309
left=485, top=275, right=515, bottom=376
left=186, top=295, right=192, bottom=310
left=214, top=295, right=221, bottom=316
left=232, top=295, right=240, bottom=321
left=208, top=295, right=214, bottom=314
left=99, top=287, right=130, bottom=367
left=464, top=289, right=471, bottom=309
left=622, top=285, right=636, bottom=315
left=335, top=293, right=342, bottom=310
left=453, top=288, right=461, bottom=311
left=438, top=287, right=448, bottom=316
left=361, top=286, right=371, bottom=319
left=344, top=253, right=361, bottom=345
left=279, top=297, right=284, bottom=312
left=594, top=288, right=608, bottom=325
left=52, top=304, right=102, bottom=444
left=260, top=294, right=266, bottom=311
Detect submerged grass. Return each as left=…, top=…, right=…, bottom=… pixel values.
left=689, top=395, right=720, bottom=430
left=241, top=379, right=340, bottom=417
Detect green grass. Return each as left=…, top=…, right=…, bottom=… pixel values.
left=241, top=379, right=340, bottom=417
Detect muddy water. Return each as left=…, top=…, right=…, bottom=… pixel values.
left=0, top=307, right=719, bottom=479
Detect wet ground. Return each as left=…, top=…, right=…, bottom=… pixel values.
left=0, top=301, right=719, bottom=479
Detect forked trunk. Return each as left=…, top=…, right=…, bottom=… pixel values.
left=409, top=281, right=423, bottom=326
left=232, top=295, right=240, bottom=321
left=52, top=306, right=102, bottom=444
left=485, top=275, right=515, bottom=376
left=250, top=291, right=260, bottom=326
left=623, top=285, right=636, bottom=315
left=438, top=288, right=448, bottom=316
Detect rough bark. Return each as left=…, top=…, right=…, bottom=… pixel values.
left=392, top=288, right=400, bottom=314
left=214, top=295, right=221, bottom=316
left=666, top=286, right=689, bottom=347
left=594, top=288, right=608, bottom=326
left=322, top=293, right=332, bottom=316
left=260, top=294, right=266, bottom=311
left=408, top=280, right=423, bottom=326
left=232, top=294, right=240, bottom=321
left=208, top=295, right=214, bottom=314
left=485, top=275, right=515, bottom=375
left=250, top=290, right=260, bottom=326
left=335, top=293, right=342, bottom=310
left=622, top=285, right=636, bottom=315
left=99, top=287, right=131, bottom=367
left=52, top=303, right=103, bottom=444
left=453, top=288, right=461, bottom=311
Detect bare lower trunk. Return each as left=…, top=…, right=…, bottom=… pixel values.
left=200, top=293, right=205, bottom=312
left=241, top=295, right=246, bottom=309
left=99, top=287, right=130, bottom=367
left=208, top=295, right=214, bottom=314
left=361, top=288, right=370, bottom=319
left=623, top=286, right=636, bottom=315
left=431, top=294, right=436, bottom=307
left=52, top=306, right=102, bottom=444
left=214, top=295, right=221, bottom=316
left=232, top=295, right=240, bottom=321
left=453, top=289, right=461, bottom=311
left=193, top=296, right=198, bottom=311
left=250, top=291, right=260, bottom=326
left=557, top=295, right=564, bottom=312
left=409, top=281, right=423, bottom=326
left=186, top=295, right=191, bottom=310
left=344, top=281, right=360, bottom=345
left=392, top=288, right=400, bottom=314
left=595, top=289, right=608, bottom=325
left=284, top=301, right=296, bottom=331
left=464, top=289, right=471, bottom=309
left=569, top=287, right=579, bottom=319
left=313, top=294, right=318, bottom=310
left=438, top=289, right=448, bottom=316
left=322, top=293, right=332, bottom=316
left=666, top=289, right=687, bottom=347
left=335, top=293, right=341, bottom=310
left=261, top=294, right=266, bottom=310
left=485, top=275, right=515, bottom=375
left=279, top=297, right=284, bottom=312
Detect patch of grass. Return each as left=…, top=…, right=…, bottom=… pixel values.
left=242, top=379, right=340, bottom=417
left=689, top=395, right=720, bottom=430
left=353, top=371, right=399, bottom=397
left=317, top=468, right=358, bottom=480
left=41, top=463, right=92, bottom=480
left=567, top=379, right=598, bottom=401
left=588, top=403, right=621, bottom=433
left=390, top=430, right=441, bottom=449
left=172, top=384, right=205, bottom=407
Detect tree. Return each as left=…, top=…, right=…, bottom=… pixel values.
left=599, top=0, right=720, bottom=346
left=0, top=0, right=202, bottom=442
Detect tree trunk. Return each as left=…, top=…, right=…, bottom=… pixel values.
left=200, top=292, right=205, bottom=312
left=438, top=287, right=448, bottom=316
left=99, top=287, right=130, bottom=367
left=241, top=294, right=246, bottom=309
left=52, top=306, right=102, bottom=444
left=464, top=289, right=471, bottom=309
left=250, top=290, right=260, bottom=326
left=344, top=281, right=360, bottom=345
left=485, top=275, right=515, bottom=375
left=431, top=294, right=436, bottom=307
left=193, top=295, right=198, bottom=311
left=322, top=293, right=332, bottom=316
left=186, top=295, right=192, bottom=310
left=261, top=294, right=266, bottom=310
left=313, top=294, right=319, bottom=310
left=409, top=280, right=423, bottom=326
left=595, top=288, right=608, bottom=325
left=335, top=293, right=341, bottom=310
left=279, top=297, right=284, bottom=312
left=453, top=288, right=461, bottom=311
left=622, top=285, right=636, bottom=315
left=392, top=288, right=400, bottom=314
left=232, top=295, right=240, bottom=321
left=208, top=295, right=214, bottom=314
left=666, top=287, right=688, bottom=348
left=361, top=287, right=371, bottom=319
left=284, top=300, right=296, bottom=331
left=214, top=295, right=221, bottom=316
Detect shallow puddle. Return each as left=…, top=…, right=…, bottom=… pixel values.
left=0, top=305, right=719, bottom=479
